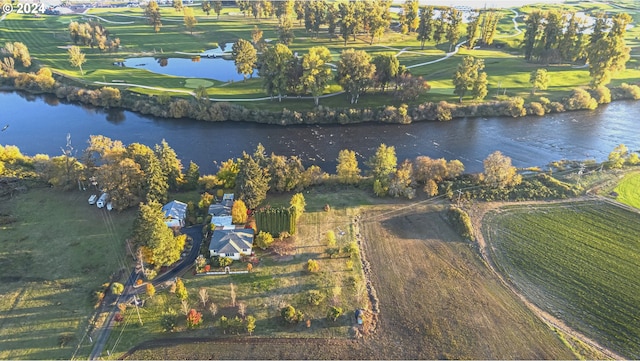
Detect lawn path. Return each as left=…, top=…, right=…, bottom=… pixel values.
left=468, top=197, right=624, bottom=360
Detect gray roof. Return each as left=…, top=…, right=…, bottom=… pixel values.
left=208, top=203, right=231, bottom=216
left=209, top=229, right=254, bottom=255
left=162, top=200, right=187, bottom=220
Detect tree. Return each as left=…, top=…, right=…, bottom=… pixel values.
left=201, top=1, right=211, bottom=15
left=336, top=49, right=375, bottom=104
left=186, top=309, right=203, bottom=328
left=290, top=193, right=306, bottom=221
left=184, top=161, right=200, bottom=191
left=336, top=149, right=360, bottom=185
left=607, top=144, right=628, bottom=169
left=466, top=11, right=480, bottom=49
left=111, top=282, right=124, bottom=295
left=338, top=1, right=356, bottom=46
left=417, top=6, right=434, bottom=50
left=277, top=16, right=295, bottom=45
left=302, top=46, right=333, bottom=106
left=235, top=154, right=270, bottom=209
left=198, top=288, right=209, bottom=307
left=388, top=159, right=415, bottom=199
left=213, top=0, right=222, bottom=18
left=587, top=13, right=632, bottom=87
left=173, top=0, right=183, bottom=12
left=230, top=282, right=236, bottom=307
left=10, top=42, right=31, bottom=68
left=251, top=25, right=263, bottom=47
left=366, top=0, right=390, bottom=45
left=254, top=231, right=274, bottom=250
left=67, top=46, right=86, bottom=75
left=183, top=7, right=197, bottom=34
left=246, top=315, right=256, bottom=335
left=216, top=158, right=240, bottom=189
left=128, top=142, right=168, bottom=204
left=259, top=43, right=293, bottom=101
left=198, top=192, right=214, bottom=212
left=231, top=199, right=248, bottom=224
left=145, top=0, right=163, bottom=32
left=372, top=53, right=399, bottom=93
left=402, top=0, right=419, bottom=33
left=367, top=144, right=397, bottom=196
left=146, top=283, right=156, bottom=298
left=394, top=73, right=430, bottom=102
left=445, top=7, right=462, bottom=52
left=232, top=39, right=257, bottom=81
left=433, top=12, right=446, bottom=44
left=175, top=278, right=188, bottom=300
left=133, top=201, right=183, bottom=266
left=96, top=158, right=145, bottom=210
left=530, top=68, right=549, bottom=95
left=523, top=10, right=542, bottom=62
left=452, top=56, right=486, bottom=102
left=483, top=151, right=522, bottom=188
left=155, top=139, right=183, bottom=191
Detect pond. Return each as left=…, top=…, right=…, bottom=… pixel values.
left=122, top=55, right=258, bottom=82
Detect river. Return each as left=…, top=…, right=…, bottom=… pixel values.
left=1, top=90, right=638, bottom=174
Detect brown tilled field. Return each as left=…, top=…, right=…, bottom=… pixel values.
left=125, top=203, right=577, bottom=359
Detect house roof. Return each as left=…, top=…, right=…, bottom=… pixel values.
left=211, top=216, right=233, bottom=227
left=209, top=229, right=254, bottom=255
left=162, top=200, right=187, bottom=220
left=208, top=203, right=230, bottom=216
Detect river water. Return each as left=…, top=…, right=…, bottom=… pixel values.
left=1, top=90, right=638, bottom=174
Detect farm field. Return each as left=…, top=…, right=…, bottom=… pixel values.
left=125, top=201, right=583, bottom=360
left=483, top=201, right=640, bottom=359
left=614, top=171, right=640, bottom=209
left=0, top=187, right=135, bottom=360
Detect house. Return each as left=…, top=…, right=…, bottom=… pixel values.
left=211, top=215, right=233, bottom=229
left=208, top=203, right=230, bottom=217
left=162, top=200, right=188, bottom=228
left=209, top=228, right=254, bottom=260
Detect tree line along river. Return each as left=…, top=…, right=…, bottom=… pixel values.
left=1, top=90, right=638, bottom=174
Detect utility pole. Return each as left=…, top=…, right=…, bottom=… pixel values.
left=133, top=295, right=143, bottom=326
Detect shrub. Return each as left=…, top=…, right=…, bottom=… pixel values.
left=342, top=242, right=358, bottom=258
left=254, top=231, right=274, bottom=250
left=307, top=259, right=320, bottom=273
left=564, top=88, right=597, bottom=110
left=326, top=247, right=340, bottom=258
left=212, top=256, right=233, bottom=268
left=527, top=102, right=545, bottom=116
left=589, top=86, right=611, bottom=104
left=186, top=309, right=203, bottom=328
left=448, top=207, right=475, bottom=241
left=281, top=305, right=304, bottom=323
left=305, top=290, right=326, bottom=306
left=327, top=306, right=343, bottom=321
left=161, top=309, right=178, bottom=332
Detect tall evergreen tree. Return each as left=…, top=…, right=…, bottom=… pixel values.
left=155, top=140, right=183, bottom=191
left=366, top=143, right=397, bottom=196
left=133, top=201, right=182, bottom=266
left=446, top=7, right=462, bottom=52
left=523, top=10, right=542, bottom=61
left=235, top=153, right=270, bottom=209
left=184, top=161, right=200, bottom=191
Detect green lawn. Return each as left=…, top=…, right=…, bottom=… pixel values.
left=615, top=171, right=640, bottom=209
left=2, top=2, right=639, bottom=111
left=0, top=187, right=135, bottom=360
left=483, top=201, right=640, bottom=359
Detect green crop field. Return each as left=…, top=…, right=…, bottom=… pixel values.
left=614, top=171, right=640, bottom=209
left=483, top=201, right=640, bottom=359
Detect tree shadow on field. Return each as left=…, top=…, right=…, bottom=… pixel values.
left=380, top=210, right=464, bottom=243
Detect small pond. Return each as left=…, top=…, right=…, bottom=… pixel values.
left=122, top=55, right=258, bottom=82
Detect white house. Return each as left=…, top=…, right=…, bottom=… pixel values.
left=162, top=200, right=188, bottom=228
left=209, top=228, right=254, bottom=260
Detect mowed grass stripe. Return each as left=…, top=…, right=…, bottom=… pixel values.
left=615, top=172, right=640, bottom=209
left=485, top=201, right=640, bottom=359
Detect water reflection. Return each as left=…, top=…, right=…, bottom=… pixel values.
left=122, top=56, right=258, bottom=82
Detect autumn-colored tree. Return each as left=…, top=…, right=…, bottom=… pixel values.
left=246, top=315, right=256, bottom=335
left=146, top=283, right=156, bottom=298
left=111, top=282, right=124, bottom=295
left=307, top=259, right=320, bottom=273
left=326, top=230, right=336, bottom=247
left=68, top=46, right=86, bottom=75
left=183, top=7, right=198, bottom=34
left=175, top=278, right=188, bottom=300
left=254, top=231, right=274, bottom=250
left=289, top=193, right=306, bottom=222
left=231, top=199, right=248, bottom=224
left=483, top=151, right=522, bottom=188
left=186, top=309, right=203, bottom=328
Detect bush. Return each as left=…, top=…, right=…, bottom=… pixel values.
left=281, top=305, right=304, bottom=323
left=564, top=88, right=597, bottom=110
left=326, top=247, right=340, bottom=258
left=589, top=86, right=611, bottom=104
left=212, top=256, right=233, bottom=268
left=307, top=259, right=320, bottom=273
left=254, top=231, right=274, bottom=250
left=527, top=102, right=545, bottom=116
left=186, top=309, right=203, bottom=328
left=327, top=306, right=343, bottom=321
left=448, top=207, right=475, bottom=241
left=161, top=309, right=178, bottom=332
left=110, top=282, right=124, bottom=295
left=305, top=290, right=326, bottom=306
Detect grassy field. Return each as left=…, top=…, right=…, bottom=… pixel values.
left=614, top=171, right=640, bottom=209
left=0, top=187, right=135, bottom=359
left=483, top=201, right=640, bottom=359
left=124, top=197, right=585, bottom=359
left=1, top=2, right=639, bottom=110
left=103, top=186, right=372, bottom=357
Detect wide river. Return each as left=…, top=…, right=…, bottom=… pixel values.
left=1, top=90, right=638, bottom=174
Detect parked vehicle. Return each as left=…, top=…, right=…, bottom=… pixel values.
left=106, top=202, right=113, bottom=211
left=96, top=193, right=109, bottom=208
left=88, top=194, right=98, bottom=205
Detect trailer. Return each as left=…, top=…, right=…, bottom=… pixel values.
left=96, top=193, right=109, bottom=208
